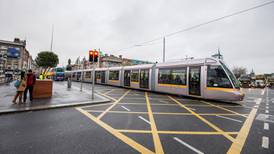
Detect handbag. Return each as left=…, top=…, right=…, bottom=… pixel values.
left=14, top=80, right=21, bottom=88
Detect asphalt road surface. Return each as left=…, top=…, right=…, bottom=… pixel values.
left=0, top=82, right=273, bottom=154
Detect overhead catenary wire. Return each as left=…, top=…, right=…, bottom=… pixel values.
left=115, top=0, right=274, bottom=52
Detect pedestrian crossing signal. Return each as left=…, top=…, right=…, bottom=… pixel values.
left=89, top=50, right=99, bottom=63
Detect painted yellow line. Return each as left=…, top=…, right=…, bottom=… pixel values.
left=184, top=104, right=244, bottom=108
left=168, top=96, right=235, bottom=142
left=97, top=90, right=131, bottom=120
left=227, top=107, right=258, bottom=154
left=158, top=83, right=187, bottom=88
left=86, top=110, right=147, bottom=114
left=120, top=103, right=178, bottom=106
left=145, top=92, right=164, bottom=154
left=131, top=81, right=139, bottom=84
left=117, top=129, right=238, bottom=135
left=85, top=110, right=248, bottom=116
left=96, top=91, right=117, bottom=102
left=158, top=131, right=238, bottom=135
left=200, top=101, right=247, bottom=118
left=118, top=129, right=151, bottom=134
left=76, top=108, right=154, bottom=154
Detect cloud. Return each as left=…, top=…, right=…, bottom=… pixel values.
left=0, top=0, right=273, bottom=73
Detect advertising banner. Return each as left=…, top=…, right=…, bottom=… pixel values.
left=7, top=48, right=20, bottom=58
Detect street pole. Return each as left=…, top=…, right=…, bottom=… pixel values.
left=163, top=37, right=165, bottom=63
left=92, top=57, right=95, bottom=99
left=80, top=63, right=83, bottom=92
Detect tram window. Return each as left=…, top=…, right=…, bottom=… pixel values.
left=219, top=61, right=240, bottom=89
left=158, top=68, right=186, bottom=85
left=131, top=70, right=139, bottom=82
left=207, top=65, right=232, bottom=88
left=109, top=71, right=119, bottom=80
left=96, top=71, right=101, bottom=79
left=85, top=71, right=91, bottom=78
left=171, top=69, right=186, bottom=85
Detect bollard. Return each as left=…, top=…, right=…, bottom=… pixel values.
left=67, top=77, right=72, bottom=88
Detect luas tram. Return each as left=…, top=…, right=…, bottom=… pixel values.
left=66, top=58, right=244, bottom=102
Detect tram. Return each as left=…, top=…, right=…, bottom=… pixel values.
left=66, top=58, right=244, bottom=102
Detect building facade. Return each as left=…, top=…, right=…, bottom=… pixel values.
left=70, top=54, right=152, bottom=71
left=0, top=38, right=34, bottom=82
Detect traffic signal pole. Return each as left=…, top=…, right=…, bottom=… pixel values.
left=92, top=54, right=95, bottom=100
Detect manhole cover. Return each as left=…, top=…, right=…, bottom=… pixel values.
left=256, top=114, right=274, bottom=123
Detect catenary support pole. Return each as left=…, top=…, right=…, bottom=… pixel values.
left=163, top=37, right=165, bottom=63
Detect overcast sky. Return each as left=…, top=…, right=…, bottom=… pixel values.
left=0, top=0, right=273, bottom=74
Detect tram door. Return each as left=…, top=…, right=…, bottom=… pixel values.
left=140, top=69, right=149, bottom=89
left=101, top=71, right=105, bottom=83
left=188, top=67, right=201, bottom=96
left=124, top=70, right=131, bottom=87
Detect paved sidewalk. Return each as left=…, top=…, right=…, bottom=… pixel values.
left=0, top=81, right=110, bottom=114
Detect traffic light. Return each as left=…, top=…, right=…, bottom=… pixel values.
left=94, top=50, right=98, bottom=62
left=89, top=50, right=94, bottom=62
left=89, top=50, right=99, bottom=63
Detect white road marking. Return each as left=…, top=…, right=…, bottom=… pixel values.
left=159, top=100, right=170, bottom=104
left=264, top=123, right=269, bottom=130
left=138, top=116, right=150, bottom=125
left=254, top=105, right=258, bottom=108
left=266, top=106, right=269, bottom=109
left=261, top=89, right=265, bottom=95
left=216, top=115, right=242, bottom=123
left=255, top=98, right=262, bottom=105
left=266, top=103, right=269, bottom=106
left=121, top=106, right=130, bottom=112
left=265, top=110, right=269, bottom=114
left=262, top=136, right=269, bottom=149
left=173, top=137, right=204, bottom=154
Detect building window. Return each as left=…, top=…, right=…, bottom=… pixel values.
left=158, top=68, right=186, bottom=85
left=109, top=70, right=119, bottom=80
left=207, top=65, right=232, bottom=88
left=131, top=70, right=139, bottom=82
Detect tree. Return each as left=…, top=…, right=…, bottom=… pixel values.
left=35, top=51, right=59, bottom=68
left=232, top=66, right=247, bottom=79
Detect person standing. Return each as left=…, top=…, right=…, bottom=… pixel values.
left=12, top=72, right=26, bottom=104
left=24, top=69, right=36, bottom=103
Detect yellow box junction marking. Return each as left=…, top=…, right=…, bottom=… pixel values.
left=145, top=92, right=164, bottom=154
left=168, top=96, right=235, bottom=142
left=97, top=90, right=131, bottom=120
left=200, top=101, right=247, bottom=118
left=227, top=107, right=258, bottom=154
left=85, top=110, right=248, bottom=117
left=96, top=91, right=117, bottom=102
left=76, top=107, right=154, bottom=154
left=117, top=129, right=239, bottom=135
